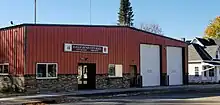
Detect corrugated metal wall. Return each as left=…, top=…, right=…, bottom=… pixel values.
left=0, top=26, right=25, bottom=75
left=26, top=25, right=187, bottom=75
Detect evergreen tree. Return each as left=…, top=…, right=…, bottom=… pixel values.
left=117, top=0, right=134, bottom=26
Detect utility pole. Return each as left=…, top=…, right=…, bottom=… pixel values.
left=89, top=0, right=91, bottom=25
left=34, top=0, right=37, bottom=24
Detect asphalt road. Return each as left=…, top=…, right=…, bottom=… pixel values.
left=57, top=92, right=220, bottom=105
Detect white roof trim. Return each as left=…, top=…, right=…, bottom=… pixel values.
left=189, top=60, right=211, bottom=63
left=202, top=62, right=214, bottom=66
left=191, top=38, right=204, bottom=47
left=201, top=62, right=220, bottom=69
left=201, top=62, right=216, bottom=71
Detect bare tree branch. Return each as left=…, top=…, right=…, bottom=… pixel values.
left=140, top=23, right=163, bottom=35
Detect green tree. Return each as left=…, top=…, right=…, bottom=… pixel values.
left=117, top=0, right=134, bottom=26
left=204, top=16, right=220, bottom=39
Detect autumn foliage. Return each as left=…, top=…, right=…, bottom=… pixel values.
left=204, top=16, right=220, bottom=39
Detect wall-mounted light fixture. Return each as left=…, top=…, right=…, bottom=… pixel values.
left=80, top=57, right=88, bottom=61
left=132, top=60, right=135, bottom=64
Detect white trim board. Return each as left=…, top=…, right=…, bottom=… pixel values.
left=36, top=63, right=58, bottom=79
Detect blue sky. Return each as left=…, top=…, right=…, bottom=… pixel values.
left=0, top=0, right=219, bottom=40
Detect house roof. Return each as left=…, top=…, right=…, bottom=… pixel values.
left=0, top=23, right=186, bottom=43
left=186, top=40, right=192, bottom=44
left=207, top=38, right=217, bottom=45
left=213, top=39, right=220, bottom=45
left=204, top=61, right=220, bottom=66
left=188, top=44, right=212, bottom=61
left=189, top=37, right=220, bottom=61
left=205, top=45, right=219, bottom=58
left=195, top=37, right=216, bottom=46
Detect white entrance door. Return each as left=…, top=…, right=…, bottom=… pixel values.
left=167, top=46, right=183, bottom=85
left=140, top=44, right=160, bottom=86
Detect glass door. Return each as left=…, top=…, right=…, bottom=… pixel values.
left=78, top=64, right=88, bottom=86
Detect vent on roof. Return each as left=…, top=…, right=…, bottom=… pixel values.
left=181, top=38, right=185, bottom=42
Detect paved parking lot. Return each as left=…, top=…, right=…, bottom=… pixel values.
left=57, top=92, right=220, bottom=105
left=2, top=85, right=220, bottom=105
left=1, top=92, right=220, bottom=105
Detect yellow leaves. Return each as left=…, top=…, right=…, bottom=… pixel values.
left=204, top=16, right=220, bottom=39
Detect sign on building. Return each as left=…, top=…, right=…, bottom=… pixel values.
left=64, top=43, right=108, bottom=54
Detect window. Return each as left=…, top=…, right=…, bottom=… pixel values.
left=36, top=63, right=57, bottom=79
left=204, top=71, right=207, bottom=77
left=209, top=69, right=214, bottom=77
left=108, top=64, right=122, bottom=77
left=216, top=48, right=220, bottom=59
left=0, top=63, right=9, bottom=74
left=195, top=67, right=199, bottom=77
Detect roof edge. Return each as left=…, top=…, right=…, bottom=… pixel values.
left=0, top=23, right=186, bottom=44
left=126, top=27, right=186, bottom=44
left=0, top=24, right=25, bottom=31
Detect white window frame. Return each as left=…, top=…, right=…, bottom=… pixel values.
left=209, top=69, right=215, bottom=77
left=36, top=63, right=58, bottom=79
left=195, top=67, right=199, bottom=76
left=218, top=50, right=220, bottom=59
left=0, top=63, right=9, bottom=75
left=108, top=64, right=123, bottom=77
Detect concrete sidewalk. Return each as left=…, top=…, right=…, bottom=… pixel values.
left=1, top=84, right=220, bottom=104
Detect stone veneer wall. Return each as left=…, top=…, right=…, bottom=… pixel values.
left=0, top=75, right=13, bottom=92
left=24, top=74, right=77, bottom=94
left=188, top=75, right=202, bottom=84
left=96, top=74, right=131, bottom=89
left=24, top=73, right=136, bottom=93
left=0, top=75, right=25, bottom=92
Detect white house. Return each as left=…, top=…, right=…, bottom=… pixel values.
left=188, top=37, right=220, bottom=83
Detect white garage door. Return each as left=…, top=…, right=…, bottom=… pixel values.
left=140, top=44, right=160, bottom=87
left=167, top=46, right=183, bottom=85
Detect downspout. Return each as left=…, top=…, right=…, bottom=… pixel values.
left=22, top=26, right=27, bottom=92
left=24, top=26, right=27, bottom=76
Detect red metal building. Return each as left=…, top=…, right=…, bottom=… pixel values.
left=0, top=24, right=188, bottom=93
